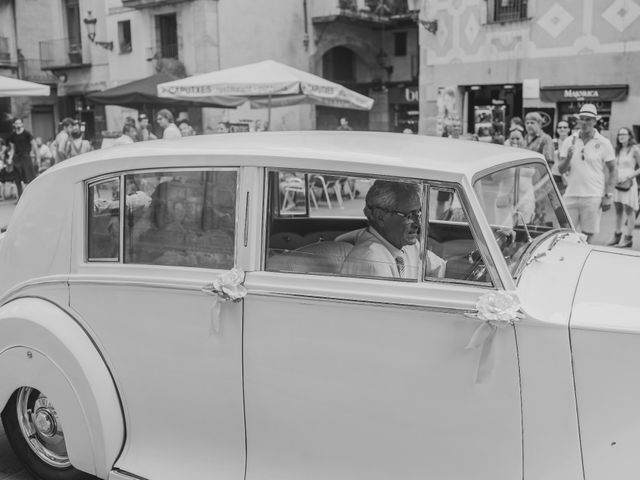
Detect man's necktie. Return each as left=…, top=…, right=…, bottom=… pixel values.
left=396, top=254, right=406, bottom=278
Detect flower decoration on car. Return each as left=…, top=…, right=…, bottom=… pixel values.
left=465, top=291, right=523, bottom=383
left=209, top=267, right=248, bottom=303
left=202, top=268, right=248, bottom=334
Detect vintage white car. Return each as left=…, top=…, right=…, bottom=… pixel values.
left=0, top=132, right=634, bottom=480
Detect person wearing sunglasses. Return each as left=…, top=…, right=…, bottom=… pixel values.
left=340, top=180, right=445, bottom=279
left=557, top=104, right=616, bottom=243
left=551, top=121, right=571, bottom=193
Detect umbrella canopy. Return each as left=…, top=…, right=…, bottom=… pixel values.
left=87, top=72, right=238, bottom=108
left=0, top=75, right=50, bottom=97
left=156, top=60, right=374, bottom=111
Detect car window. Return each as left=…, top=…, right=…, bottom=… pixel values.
left=87, top=169, right=237, bottom=269
left=426, top=186, right=493, bottom=286
left=88, top=178, right=120, bottom=261
left=473, top=162, right=571, bottom=276
left=270, top=170, right=459, bottom=282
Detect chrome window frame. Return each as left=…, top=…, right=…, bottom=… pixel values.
left=424, top=181, right=499, bottom=289
left=85, top=176, right=122, bottom=263
left=84, top=166, right=241, bottom=269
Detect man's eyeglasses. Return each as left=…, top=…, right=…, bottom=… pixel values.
left=372, top=206, right=422, bottom=222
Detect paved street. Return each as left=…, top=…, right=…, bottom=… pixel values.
left=0, top=425, right=30, bottom=480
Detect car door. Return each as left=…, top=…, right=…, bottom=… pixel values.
left=242, top=173, right=522, bottom=479
left=69, top=169, right=245, bottom=480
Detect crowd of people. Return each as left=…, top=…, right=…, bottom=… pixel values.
left=504, top=103, right=640, bottom=247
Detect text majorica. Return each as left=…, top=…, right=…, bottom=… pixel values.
left=564, top=89, right=599, bottom=99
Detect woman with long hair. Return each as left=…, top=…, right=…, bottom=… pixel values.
left=552, top=120, right=571, bottom=193
left=607, top=127, right=640, bottom=247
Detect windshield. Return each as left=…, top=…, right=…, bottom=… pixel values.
left=474, top=162, right=571, bottom=275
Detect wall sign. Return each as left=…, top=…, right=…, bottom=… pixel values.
left=388, top=85, right=419, bottom=104
left=540, top=84, right=628, bottom=102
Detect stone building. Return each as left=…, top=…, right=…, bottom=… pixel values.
left=419, top=0, right=640, bottom=141
left=2, top=0, right=427, bottom=140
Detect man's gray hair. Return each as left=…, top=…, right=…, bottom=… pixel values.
left=366, top=180, right=421, bottom=211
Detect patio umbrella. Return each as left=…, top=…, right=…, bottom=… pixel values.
left=87, top=72, right=237, bottom=108
left=0, top=75, right=50, bottom=97
left=156, top=60, right=374, bottom=127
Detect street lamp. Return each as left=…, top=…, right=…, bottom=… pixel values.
left=83, top=11, right=113, bottom=51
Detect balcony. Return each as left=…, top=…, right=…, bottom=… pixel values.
left=39, top=38, right=91, bottom=71
left=122, top=0, right=193, bottom=9
left=313, top=0, right=418, bottom=28
left=19, top=59, right=58, bottom=84
left=0, top=36, right=17, bottom=68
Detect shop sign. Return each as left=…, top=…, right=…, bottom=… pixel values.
left=540, top=84, right=628, bottom=103
left=389, top=85, right=419, bottom=104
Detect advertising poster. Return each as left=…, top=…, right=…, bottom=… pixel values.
left=436, top=86, right=462, bottom=137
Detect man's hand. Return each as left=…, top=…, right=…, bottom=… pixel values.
left=601, top=195, right=612, bottom=212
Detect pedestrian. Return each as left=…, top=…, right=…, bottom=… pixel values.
left=177, top=119, right=196, bottom=137
left=156, top=109, right=181, bottom=139
left=65, top=121, right=93, bottom=158
left=0, top=138, right=17, bottom=200
left=138, top=113, right=157, bottom=141
left=552, top=120, right=571, bottom=193
left=51, top=117, right=75, bottom=164
left=558, top=104, right=616, bottom=243
left=35, top=137, right=53, bottom=172
left=113, top=123, right=138, bottom=146
left=524, top=112, right=554, bottom=167
left=506, top=125, right=526, bottom=148
left=336, top=117, right=353, bottom=131
left=7, top=118, right=40, bottom=200
left=606, top=127, right=640, bottom=248
left=254, top=119, right=267, bottom=132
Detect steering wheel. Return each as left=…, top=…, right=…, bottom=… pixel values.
left=464, top=229, right=514, bottom=282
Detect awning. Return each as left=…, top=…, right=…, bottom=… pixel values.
left=87, top=72, right=233, bottom=108
left=0, top=75, right=50, bottom=97
left=540, top=84, right=628, bottom=103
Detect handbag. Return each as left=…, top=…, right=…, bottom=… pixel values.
left=615, top=177, right=633, bottom=192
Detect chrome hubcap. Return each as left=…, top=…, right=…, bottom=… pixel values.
left=16, top=387, right=70, bottom=468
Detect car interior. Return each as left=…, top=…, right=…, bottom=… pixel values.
left=265, top=171, right=491, bottom=284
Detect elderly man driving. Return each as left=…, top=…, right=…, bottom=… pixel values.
left=341, top=180, right=446, bottom=279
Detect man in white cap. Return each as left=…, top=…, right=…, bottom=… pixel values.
left=558, top=103, right=616, bottom=243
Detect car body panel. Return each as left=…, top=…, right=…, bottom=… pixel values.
left=0, top=298, right=124, bottom=477
left=515, top=233, right=590, bottom=480
left=68, top=168, right=246, bottom=480
left=570, top=249, right=640, bottom=479
left=243, top=272, right=522, bottom=480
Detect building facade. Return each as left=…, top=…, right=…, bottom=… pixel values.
left=419, top=0, right=640, bottom=141
left=2, top=0, right=426, bottom=142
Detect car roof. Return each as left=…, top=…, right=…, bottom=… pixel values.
left=53, top=131, right=543, bottom=180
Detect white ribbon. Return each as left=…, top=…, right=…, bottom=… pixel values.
left=202, top=268, right=248, bottom=335
left=465, top=292, right=522, bottom=384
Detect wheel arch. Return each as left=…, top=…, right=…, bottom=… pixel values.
left=0, top=297, right=124, bottom=478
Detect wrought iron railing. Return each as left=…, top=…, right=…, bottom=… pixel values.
left=39, top=38, right=91, bottom=69
left=336, top=0, right=410, bottom=16
left=159, top=42, right=178, bottom=59
left=490, top=0, right=528, bottom=23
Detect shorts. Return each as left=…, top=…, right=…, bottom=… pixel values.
left=564, top=196, right=602, bottom=235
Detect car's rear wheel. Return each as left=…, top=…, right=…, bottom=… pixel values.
left=1, top=387, right=95, bottom=480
